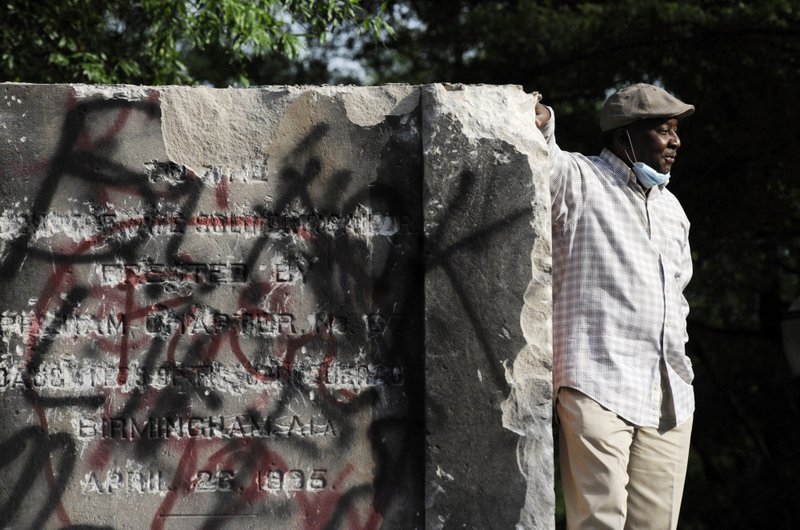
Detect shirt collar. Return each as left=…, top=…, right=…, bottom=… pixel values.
left=598, top=148, right=665, bottom=197
left=598, top=149, right=632, bottom=183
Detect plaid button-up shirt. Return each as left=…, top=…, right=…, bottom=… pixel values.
left=543, top=112, right=694, bottom=428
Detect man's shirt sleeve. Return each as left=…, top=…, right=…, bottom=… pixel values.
left=540, top=107, right=585, bottom=238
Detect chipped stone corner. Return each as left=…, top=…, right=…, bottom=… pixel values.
left=421, top=83, right=542, bottom=156
left=422, top=83, right=554, bottom=528
left=421, top=82, right=556, bottom=529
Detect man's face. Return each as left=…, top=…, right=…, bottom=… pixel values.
left=626, top=117, right=681, bottom=174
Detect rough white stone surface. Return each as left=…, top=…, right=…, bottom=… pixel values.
left=161, top=86, right=290, bottom=176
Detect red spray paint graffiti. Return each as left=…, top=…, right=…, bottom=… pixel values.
left=0, top=87, right=422, bottom=529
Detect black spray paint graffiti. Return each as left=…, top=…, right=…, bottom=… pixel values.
left=0, top=88, right=424, bottom=529
left=423, top=109, right=541, bottom=528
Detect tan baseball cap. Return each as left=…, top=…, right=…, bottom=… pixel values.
left=600, top=83, right=694, bottom=132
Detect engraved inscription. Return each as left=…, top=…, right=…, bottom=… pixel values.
left=82, top=469, right=167, bottom=495
left=145, top=308, right=300, bottom=337
left=0, top=307, right=402, bottom=341
left=0, top=360, right=405, bottom=393
left=258, top=469, right=327, bottom=492
left=0, top=207, right=409, bottom=243
left=1, top=311, right=126, bottom=339
left=80, top=468, right=330, bottom=495
left=101, top=262, right=248, bottom=286
left=192, top=470, right=235, bottom=493
left=0, top=86, right=422, bottom=527
left=144, top=160, right=269, bottom=184
left=77, top=414, right=338, bottom=440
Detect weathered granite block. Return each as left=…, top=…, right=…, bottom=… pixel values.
left=0, top=83, right=552, bottom=529
left=0, top=83, right=424, bottom=529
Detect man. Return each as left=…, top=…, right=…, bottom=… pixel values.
left=534, top=83, right=695, bottom=529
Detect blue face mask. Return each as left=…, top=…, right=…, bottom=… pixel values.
left=624, top=130, right=670, bottom=188
left=632, top=162, right=669, bottom=188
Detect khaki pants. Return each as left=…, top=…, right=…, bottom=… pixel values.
left=557, top=387, right=693, bottom=530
